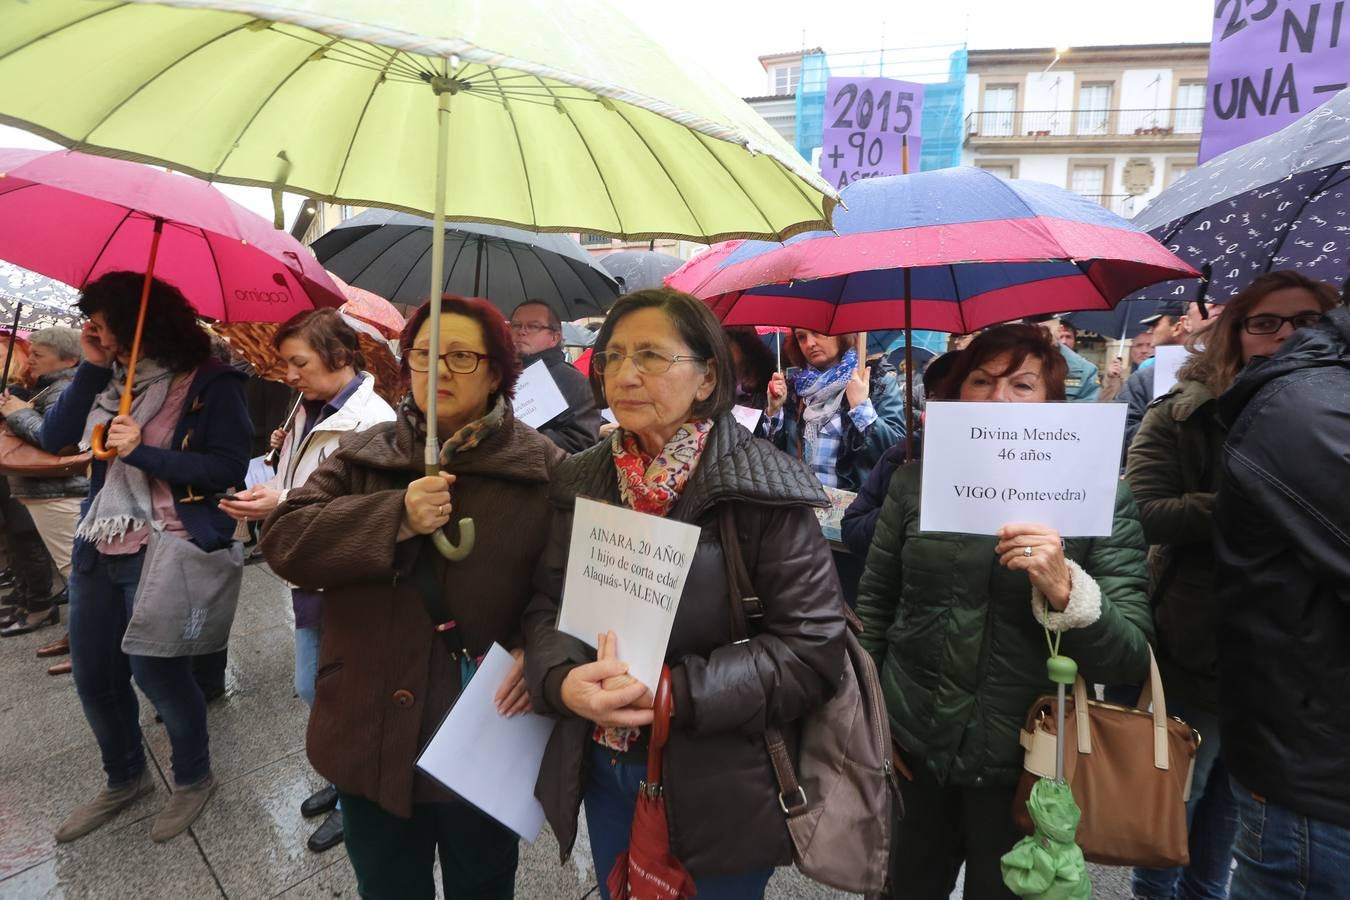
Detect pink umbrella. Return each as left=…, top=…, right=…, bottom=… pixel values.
left=0, top=148, right=346, bottom=457
left=329, top=274, right=407, bottom=340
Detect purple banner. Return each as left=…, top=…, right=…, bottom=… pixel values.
left=820, top=76, right=925, bottom=190
left=1199, top=0, right=1350, bottom=162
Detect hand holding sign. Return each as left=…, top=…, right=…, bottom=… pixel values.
left=561, top=636, right=654, bottom=729
left=995, top=523, right=1072, bottom=610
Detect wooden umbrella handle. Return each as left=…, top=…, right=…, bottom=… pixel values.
left=91, top=219, right=164, bottom=461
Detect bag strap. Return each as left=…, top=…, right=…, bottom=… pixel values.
left=1071, top=646, right=1169, bottom=770
left=413, top=535, right=470, bottom=661
left=717, top=504, right=809, bottom=815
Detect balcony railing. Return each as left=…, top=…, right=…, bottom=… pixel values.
left=966, top=108, right=1204, bottom=140
left=1078, top=193, right=1139, bottom=218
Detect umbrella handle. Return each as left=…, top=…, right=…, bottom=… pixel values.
left=92, top=220, right=164, bottom=462
left=431, top=519, right=475, bottom=561
left=647, top=664, right=673, bottom=783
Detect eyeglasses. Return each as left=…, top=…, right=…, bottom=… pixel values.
left=1240, top=312, right=1322, bottom=335
left=406, top=348, right=490, bottom=374
left=591, top=349, right=706, bottom=376
left=508, top=322, right=557, bottom=334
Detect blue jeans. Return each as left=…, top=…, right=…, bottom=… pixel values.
left=68, top=549, right=210, bottom=788
left=294, top=625, right=338, bottom=810
left=1230, top=790, right=1350, bottom=900
left=1117, top=694, right=1239, bottom=900
left=583, top=744, right=773, bottom=900
left=294, top=625, right=321, bottom=707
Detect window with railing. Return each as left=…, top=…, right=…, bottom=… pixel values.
left=1076, top=84, right=1112, bottom=136
left=1175, top=83, right=1205, bottom=133
left=982, top=85, right=1018, bottom=137
left=579, top=233, right=612, bottom=246
left=966, top=108, right=1205, bottom=138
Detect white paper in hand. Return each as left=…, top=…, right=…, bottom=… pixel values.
left=557, top=497, right=700, bottom=693
left=414, top=643, right=555, bottom=841
left=513, top=360, right=570, bottom=428
left=731, top=404, right=764, bottom=432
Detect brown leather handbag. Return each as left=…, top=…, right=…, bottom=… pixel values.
left=0, top=422, right=91, bottom=478
left=1012, top=649, right=1199, bottom=869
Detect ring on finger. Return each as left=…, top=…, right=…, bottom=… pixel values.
left=1022, top=546, right=1034, bottom=558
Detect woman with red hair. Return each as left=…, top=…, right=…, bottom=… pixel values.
left=262, top=295, right=565, bottom=896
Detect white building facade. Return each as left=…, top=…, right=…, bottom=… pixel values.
left=963, top=43, right=1209, bottom=218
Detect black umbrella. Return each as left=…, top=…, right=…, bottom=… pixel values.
left=312, top=209, right=620, bottom=319
left=1127, top=87, right=1350, bottom=302
left=598, top=249, right=684, bottom=293
left=0, top=261, right=81, bottom=329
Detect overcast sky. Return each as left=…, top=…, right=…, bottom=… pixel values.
left=0, top=0, right=1215, bottom=221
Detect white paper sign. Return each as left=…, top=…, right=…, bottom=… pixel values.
left=1151, top=345, right=1190, bottom=400
left=557, top=497, right=700, bottom=693
left=919, top=401, right=1127, bottom=537
left=513, top=360, right=569, bottom=428
left=731, top=404, right=764, bottom=432
left=414, top=644, right=556, bottom=841
left=599, top=407, right=616, bottom=423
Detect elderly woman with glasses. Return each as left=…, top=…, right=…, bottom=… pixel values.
left=524, top=287, right=848, bottom=899
left=262, top=295, right=565, bottom=898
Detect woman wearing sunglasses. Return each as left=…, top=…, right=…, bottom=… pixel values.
left=1120, top=269, right=1340, bottom=900
left=262, top=295, right=565, bottom=898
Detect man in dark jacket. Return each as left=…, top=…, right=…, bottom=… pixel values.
left=508, top=300, right=602, bottom=453
left=1213, top=307, right=1350, bottom=900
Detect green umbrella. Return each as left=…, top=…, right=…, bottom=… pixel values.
left=1001, top=631, right=1091, bottom=899
left=0, top=0, right=838, bottom=560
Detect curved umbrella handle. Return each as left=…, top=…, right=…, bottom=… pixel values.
left=431, top=518, right=475, bottom=561
left=90, top=422, right=118, bottom=461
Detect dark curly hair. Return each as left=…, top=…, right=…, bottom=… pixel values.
left=78, top=272, right=210, bottom=373
left=274, top=308, right=365, bottom=373
left=400, top=295, right=522, bottom=399
left=724, top=326, right=776, bottom=398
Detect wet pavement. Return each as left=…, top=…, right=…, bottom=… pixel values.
left=0, top=562, right=1132, bottom=899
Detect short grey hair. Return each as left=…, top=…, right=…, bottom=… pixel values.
left=30, top=326, right=82, bottom=361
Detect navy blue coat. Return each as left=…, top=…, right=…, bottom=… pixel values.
left=41, top=360, right=251, bottom=558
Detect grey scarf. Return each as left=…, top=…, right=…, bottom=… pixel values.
left=76, top=360, right=175, bottom=544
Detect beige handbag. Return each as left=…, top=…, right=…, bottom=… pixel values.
left=1012, top=648, right=1199, bottom=869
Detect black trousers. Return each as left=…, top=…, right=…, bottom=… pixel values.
left=890, top=758, right=1021, bottom=900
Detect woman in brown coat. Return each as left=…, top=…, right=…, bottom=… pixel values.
left=524, top=288, right=847, bottom=899
left=262, top=295, right=564, bottom=900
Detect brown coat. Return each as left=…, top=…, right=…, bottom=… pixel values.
left=524, top=414, right=848, bottom=878
left=261, top=407, right=564, bottom=818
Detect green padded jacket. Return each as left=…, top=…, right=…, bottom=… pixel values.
left=856, top=464, right=1154, bottom=788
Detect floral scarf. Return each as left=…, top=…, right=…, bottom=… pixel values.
left=594, top=417, right=713, bottom=752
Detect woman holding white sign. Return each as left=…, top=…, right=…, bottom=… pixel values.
left=524, top=288, right=848, bottom=900
left=262, top=295, right=565, bottom=898
left=1120, top=270, right=1339, bottom=900
left=856, top=323, right=1152, bottom=899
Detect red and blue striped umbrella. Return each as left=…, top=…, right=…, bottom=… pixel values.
left=667, top=168, right=1198, bottom=334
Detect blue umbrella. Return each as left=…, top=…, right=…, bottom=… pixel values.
left=1131, top=87, right=1350, bottom=302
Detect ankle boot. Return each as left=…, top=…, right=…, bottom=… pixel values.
left=55, top=770, right=153, bottom=842
left=150, top=773, right=217, bottom=842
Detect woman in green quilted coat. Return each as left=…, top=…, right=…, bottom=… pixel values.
left=856, top=324, right=1152, bottom=899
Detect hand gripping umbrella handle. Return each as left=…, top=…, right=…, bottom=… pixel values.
left=426, top=461, right=475, bottom=561
left=92, top=219, right=164, bottom=461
